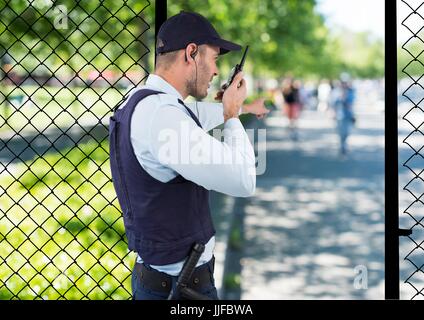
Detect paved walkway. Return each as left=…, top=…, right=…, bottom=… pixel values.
left=238, top=101, right=386, bottom=299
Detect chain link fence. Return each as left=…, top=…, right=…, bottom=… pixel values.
left=0, top=0, right=152, bottom=299
left=2, top=0, right=423, bottom=302
left=400, top=0, right=424, bottom=300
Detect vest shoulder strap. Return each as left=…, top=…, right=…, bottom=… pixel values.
left=177, top=99, right=203, bottom=129
left=113, top=89, right=164, bottom=113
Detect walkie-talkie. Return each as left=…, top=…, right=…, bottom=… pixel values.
left=221, top=45, right=249, bottom=91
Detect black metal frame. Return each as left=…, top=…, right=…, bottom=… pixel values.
left=385, top=0, right=399, bottom=300
left=155, top=0, right=167, bottom=66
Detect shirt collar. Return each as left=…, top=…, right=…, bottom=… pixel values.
left=145, top=74, right=183, bottom=100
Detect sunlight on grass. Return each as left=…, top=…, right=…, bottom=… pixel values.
left=0, top=85, right=126, bottom=134
left=0, top=139, right=134, bottom=300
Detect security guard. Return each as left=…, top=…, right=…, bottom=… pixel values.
left=109, top=11, right=269, bottom=300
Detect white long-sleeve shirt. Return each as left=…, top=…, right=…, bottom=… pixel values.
left=120, top=74, right=256, bottom=275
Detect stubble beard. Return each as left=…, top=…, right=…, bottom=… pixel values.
left=186, top=62, right=209, bottom=100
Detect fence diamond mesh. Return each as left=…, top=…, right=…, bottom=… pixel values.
left=400, top=0, right=424, bottom=300
left=3, top=0, right=423, bottom=302
left=0, top=0, right=151, bottom=299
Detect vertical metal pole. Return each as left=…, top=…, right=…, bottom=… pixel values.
left=385, top=0, right=399, bottom=300
left=155, top=0, right=167, bottom=67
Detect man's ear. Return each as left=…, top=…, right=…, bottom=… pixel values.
left=190, top=48, right=198, bottom=59
left=185, top=44, right=198, bottom=62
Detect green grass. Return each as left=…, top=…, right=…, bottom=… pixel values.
left=223, top=273, right=241, bottom=291
left=0, top=138, right=135, bottom=300
left=0, top=85, right=126, bottom=134
left=228, top=227, right=243, bottom=251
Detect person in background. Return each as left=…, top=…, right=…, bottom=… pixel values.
left=281, top=78, right=303, bottom=141
left=333, top=80, right=356, bottom=157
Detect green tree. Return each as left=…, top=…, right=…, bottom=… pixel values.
left=0, top=1, right=385, bottom=82
left=332, top=30, right=384, bottom=78
left=0, top=0, right=150, bottom=80
left=165, top=0, right=328, bottom=79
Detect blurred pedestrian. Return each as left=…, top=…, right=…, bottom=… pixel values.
left=282, top=78, right=302, bottom=140
left=333, top=80, right=356, bottom=157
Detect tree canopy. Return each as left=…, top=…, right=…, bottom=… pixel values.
left=0, top=0, right=385, bottom=81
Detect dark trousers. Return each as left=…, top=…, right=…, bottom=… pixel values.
left=131, top=257, right=219, bottom=300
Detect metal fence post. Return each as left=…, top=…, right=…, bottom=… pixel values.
left=154, top=0, right=167, bottom=67
left=385, top=0, right=400, bottom=300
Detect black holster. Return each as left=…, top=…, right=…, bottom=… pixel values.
left=167, top=243, right=212, bottom=300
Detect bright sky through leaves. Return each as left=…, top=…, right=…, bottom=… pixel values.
left=316, top=0, right=385, bottom=39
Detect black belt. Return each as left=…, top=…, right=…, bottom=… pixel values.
left=134, top=257, right=215, bottom=294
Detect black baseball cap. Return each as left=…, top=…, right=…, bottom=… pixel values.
left=156, top=11, right=242, bottom=55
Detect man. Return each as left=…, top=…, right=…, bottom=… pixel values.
left=109, top=11, right=269, bottom=300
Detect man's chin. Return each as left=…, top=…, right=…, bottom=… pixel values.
left=193, top=90, right=208, bottom=100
